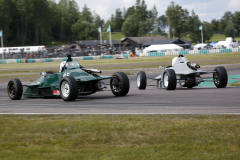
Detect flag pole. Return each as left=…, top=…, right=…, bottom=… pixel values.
left=0, top=30, right=3, bottom=48
left=98, top=27, right=102, bottom=48
left=109, top=25, right=112, bottom=49
left=100, top=29, right=102, bottom=47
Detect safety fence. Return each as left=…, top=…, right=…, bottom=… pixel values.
left=139, top=48, right=240, bottom=57
left=0, top=54, right=131, bottom=64
left=0, top=48, right=239, bottom=64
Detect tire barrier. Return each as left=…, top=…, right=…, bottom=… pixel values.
left=16, top=59, right=26, bottom=63
left=44, top=58, right=53, bottom=62
left=1, top=48, right=239, bottom=64
left=149, top=52, right=165, bottom=56
left=122, top=54, right=130, bottom=58
left=199, top=50, right=210, bottom=54
left=140, top=48, right=240, bottom=57
left=179, top=50, right=189, bottom=55
left=101, top=55, right=113, bottom=59
left=220, top=49, right=232, bottom=53
left=0, top=60, right=6, bottom=64
left=26, top=59, right=36, bottom=63
left=83, top=56, right=93, bottom=60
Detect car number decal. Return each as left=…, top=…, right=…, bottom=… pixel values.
left=53, top=90, right=60, bottom=95
left=63, top=73, right=70, bottom=77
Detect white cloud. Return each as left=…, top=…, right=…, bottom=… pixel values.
left=57, top=0, right=240, bottom=22
left=228, top=0, right=240, bottom=10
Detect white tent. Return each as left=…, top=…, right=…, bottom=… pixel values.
left=216, top=37, right=238, bottom=49
left=193, top=43, right=207, bottom=49
left=143, top=44, right=183, bottom=53
left=0, top=48, right=3, bottom=55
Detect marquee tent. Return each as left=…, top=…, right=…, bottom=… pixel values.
left=143, top=44, right=183, bottom=53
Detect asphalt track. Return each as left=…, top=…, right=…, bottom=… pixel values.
left=0, top=68, right=240, bottom=114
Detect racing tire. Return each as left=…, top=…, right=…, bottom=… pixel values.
left=163, top=69, right=176, bottom=90
left=213, top=66, right=228, bottom=88
left=110, top=72, right=130, bottom=96
left=7, top=78, right=23, bottom=100
left=60, top=76, right=78, bottom=101
left=137, top=71, right=147, bottom=90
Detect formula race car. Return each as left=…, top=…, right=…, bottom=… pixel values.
left=137, top=55, right=228, bottom=90
left=7, top=55, right=130, bottom=101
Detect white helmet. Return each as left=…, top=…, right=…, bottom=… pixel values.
left=59, top=61, right=66, bottom=72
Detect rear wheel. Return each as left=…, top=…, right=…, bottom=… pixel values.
left=163, top=69, right=176, bottom=90
left=110, top=72, right=129, bottom=96
left=213, top=66, right=228, bottom=88
left=60, top=76, right=78, bottom=101
left=137, top=71, right=146, bottom=90
left=7, top=78, right=23, bottom=100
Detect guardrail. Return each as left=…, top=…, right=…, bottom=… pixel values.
left=0, top=48, right=239, bottom=64
left=0, top=54, right=126, bottom=64
left=140, top=48, right=240, bottom=57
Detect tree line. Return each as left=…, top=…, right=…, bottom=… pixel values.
left=0, top=0, right=240, bottom=46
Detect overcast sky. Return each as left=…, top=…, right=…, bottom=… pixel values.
left=57, top=0, right=240, bottom=22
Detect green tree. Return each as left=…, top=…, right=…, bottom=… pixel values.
left=93, top=12, right=104, bottom=29
left=202, top=22, right=214, bottom=43
left=187, top=10, right=201, bottom=43
left=122, top=15, right=136, bottom=36
left=147, top=4, right=158, bottom=35
left=80, top=4, right=93, bottom=23
left=219, top=11, right=233, bottom=33
left=166, top=1, right=189, bottom=39
left=0, top=0, right=13, bottom=44
left=114, top=9, right=124, bottom=32
left=71, top=20, right=98, bottom=40
left=211, top=19, right=220, bottom=33
left=224, top=24, right=238, bottom=39
left=232, top=11, right=240, bottom=36
left=58, top=0, right=79, bottom=41
left=124, top=6, right=135, bottom=19
left=157, top=15, right=167, bottom=34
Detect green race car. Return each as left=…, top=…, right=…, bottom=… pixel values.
left=7, top=55, right=130, bottom=101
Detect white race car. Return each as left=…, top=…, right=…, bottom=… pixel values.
left=137, top=55, right=228, bottom=90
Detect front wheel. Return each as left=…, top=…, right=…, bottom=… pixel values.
left=60, top=76, right=78, bottom=101
left=110, top=72, right=130, bottom=96
left=137, top=71, right=146, bottom=90
left=213, top=66, right=228, bottom=88
left=7, top=78, right=23, bottom=100
left=163, top=69, right=176, bottom=90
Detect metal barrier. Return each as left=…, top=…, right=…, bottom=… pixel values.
left=140, top=48, right=240, bottom=57
left=0, top=60, right=6, bottom=64
left=1, top=48, right=240, bottom=64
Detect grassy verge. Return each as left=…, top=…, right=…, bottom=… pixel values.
left=0, top=115, right=239, bottom=160
left=209, top=34, right=240, bottom=42
left=1, top=53, right=240, bottom=71
left=231, top=82, right=240, bottom=86
left=0, top=53, right=240, bottom=82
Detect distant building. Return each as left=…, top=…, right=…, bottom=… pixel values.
left=121, top=36, right=169, bottom=51
left=143, top=38, right=192, bottom=49
left=72, top=40, right=121, bottom=50
left=121, top=37, right=192, bottom=51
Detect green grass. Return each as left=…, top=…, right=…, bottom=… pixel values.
left=102, top=32, right=126, bottom=42
left=0, top=115, right=239, bottom=160
left=0, top=74, right=40, bottom=79
left=1, top=53, right=240, bottom=70
left=209, top=34, right=240, bottom=42
left=210, top=34, right=227, bottom=42
left=0, top=53, right=240, bottom=81
left=231, top=82, right=240, bottom=86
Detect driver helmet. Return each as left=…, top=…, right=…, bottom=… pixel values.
left=59, top=61, right=66, bottom=72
